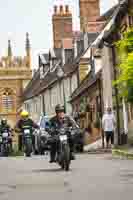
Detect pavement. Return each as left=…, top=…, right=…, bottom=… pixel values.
left=83, top=139, right=133, bottom=158
left=83, top=138, right=112, bottom=153
left=0, top=154, right=133, bottom=200
left=84, top=139, right=103, bottom=152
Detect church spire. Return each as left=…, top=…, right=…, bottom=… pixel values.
left=8, top=39, right=12, bottom=58
left=25, top=32, right=31, bottom=68
left=26, top=32, right=30, bottom=54
left=7, top=39, right=13, bottom=66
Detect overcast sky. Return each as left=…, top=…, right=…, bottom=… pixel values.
left=0, top=0, right=118, bottom=66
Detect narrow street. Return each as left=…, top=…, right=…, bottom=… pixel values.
left=0, top=154, right=133, bottom=200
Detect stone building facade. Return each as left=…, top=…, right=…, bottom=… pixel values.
left=0, top=33, right=32, bottom=132
left=92, top=0, right=133, bottom=145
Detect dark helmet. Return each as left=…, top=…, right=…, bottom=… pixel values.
left=1, top=118, right=7, bottom=125
left=55, top=104, right=65, bottom=113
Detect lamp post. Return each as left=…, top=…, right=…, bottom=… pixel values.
left=56, top=66, right=67, bottom=113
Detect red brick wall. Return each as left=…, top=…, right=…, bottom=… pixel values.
left=52, top=5, right=73, bottom=48
left=79, top=0, right=100, bottom=31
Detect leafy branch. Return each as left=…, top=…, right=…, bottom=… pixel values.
left=114, top=28, right=133, bottom=102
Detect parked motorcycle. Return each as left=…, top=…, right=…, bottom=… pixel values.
left=0, top=131, right=11, bottom=157
left=22, top=127, right=32, bottom=157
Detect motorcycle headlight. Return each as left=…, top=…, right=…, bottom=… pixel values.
left=60, top=128, right=65, bottom=135
left=41, top=133, right=46, bottom=137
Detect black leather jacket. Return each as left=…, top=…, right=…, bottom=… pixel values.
left=50, top=115, right=79, bottom=135
left=0, top=124, right=12, bottom=136
left=16, top=118, right=39, bottom=134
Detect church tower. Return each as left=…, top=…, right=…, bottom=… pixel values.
left=0, top=33, right=32, bottom=139
left=79, top=0, right=100, bottom=32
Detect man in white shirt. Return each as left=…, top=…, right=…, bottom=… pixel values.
left=102, top=107, right=116, bottom=148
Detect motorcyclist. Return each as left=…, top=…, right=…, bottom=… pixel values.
left=15, top=110, right=39, bottom=151
left=0, top=118, right=13, bottom=151
left=49, top=104, right=79, bottom=163
left=0, top=118, right=11, bottom=133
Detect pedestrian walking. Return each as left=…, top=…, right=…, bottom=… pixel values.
left=102, top=107, right=116, bottom=148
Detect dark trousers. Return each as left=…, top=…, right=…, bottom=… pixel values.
left=18, top=135, right=23, bottom=151
left=105, top=131, right=114, bottom=145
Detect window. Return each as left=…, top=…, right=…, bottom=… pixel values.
left=2, top=89, right=14, bottom=112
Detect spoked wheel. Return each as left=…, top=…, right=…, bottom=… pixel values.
left=25, top=138, right=32, bottom=157
left=1, top=144, right=9, bottom=157
left=63, top=144, right=70, bottom=171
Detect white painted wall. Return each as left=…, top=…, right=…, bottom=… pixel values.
left=71, top=74, right=78, bottom=94
left=23, top=72, right=78, bottom=120
left=102, top=45, right=113, bottom=109
left=95, top=57, right=102, bottom=73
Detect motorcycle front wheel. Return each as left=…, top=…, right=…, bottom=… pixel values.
left=62, top=144, right=70, bottom=171
left=25, top=138, right=32, bottom=157
left=1, top=143, right=9, bottom=157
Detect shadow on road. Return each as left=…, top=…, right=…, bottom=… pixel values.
left=32, top=168, right=67, bottom=173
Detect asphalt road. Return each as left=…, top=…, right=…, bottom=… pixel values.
left=0, top=154, right=133, bottom=200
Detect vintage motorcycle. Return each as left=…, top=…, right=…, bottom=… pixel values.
left=0, top=131, right=11, bottom=157
left=49, top=127, right=72, bottom=171
left=22, top=127, right=33, bottom=157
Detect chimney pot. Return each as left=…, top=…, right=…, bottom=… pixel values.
left=54, top=5, right=57, bottom=14
left=65, top=5, right=69, bottom=13
left=60, top=5, right=63, bottom=13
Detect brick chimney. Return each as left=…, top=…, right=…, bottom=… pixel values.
left=79, top=0, right=100, bottom=32
left=52, top=5, right=73, bottom=49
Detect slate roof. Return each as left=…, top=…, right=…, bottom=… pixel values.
left=87, top=33, right=99, bottom=43
left=39, top=48, right=62, bottom=66
left=23, top=59, right=78, bottom=101
left=23, top=31, right=99, bottom=102
left=70, top=71, right=101, bottom=101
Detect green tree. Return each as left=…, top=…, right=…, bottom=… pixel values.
left=115, top=27, right=133, bottom=102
